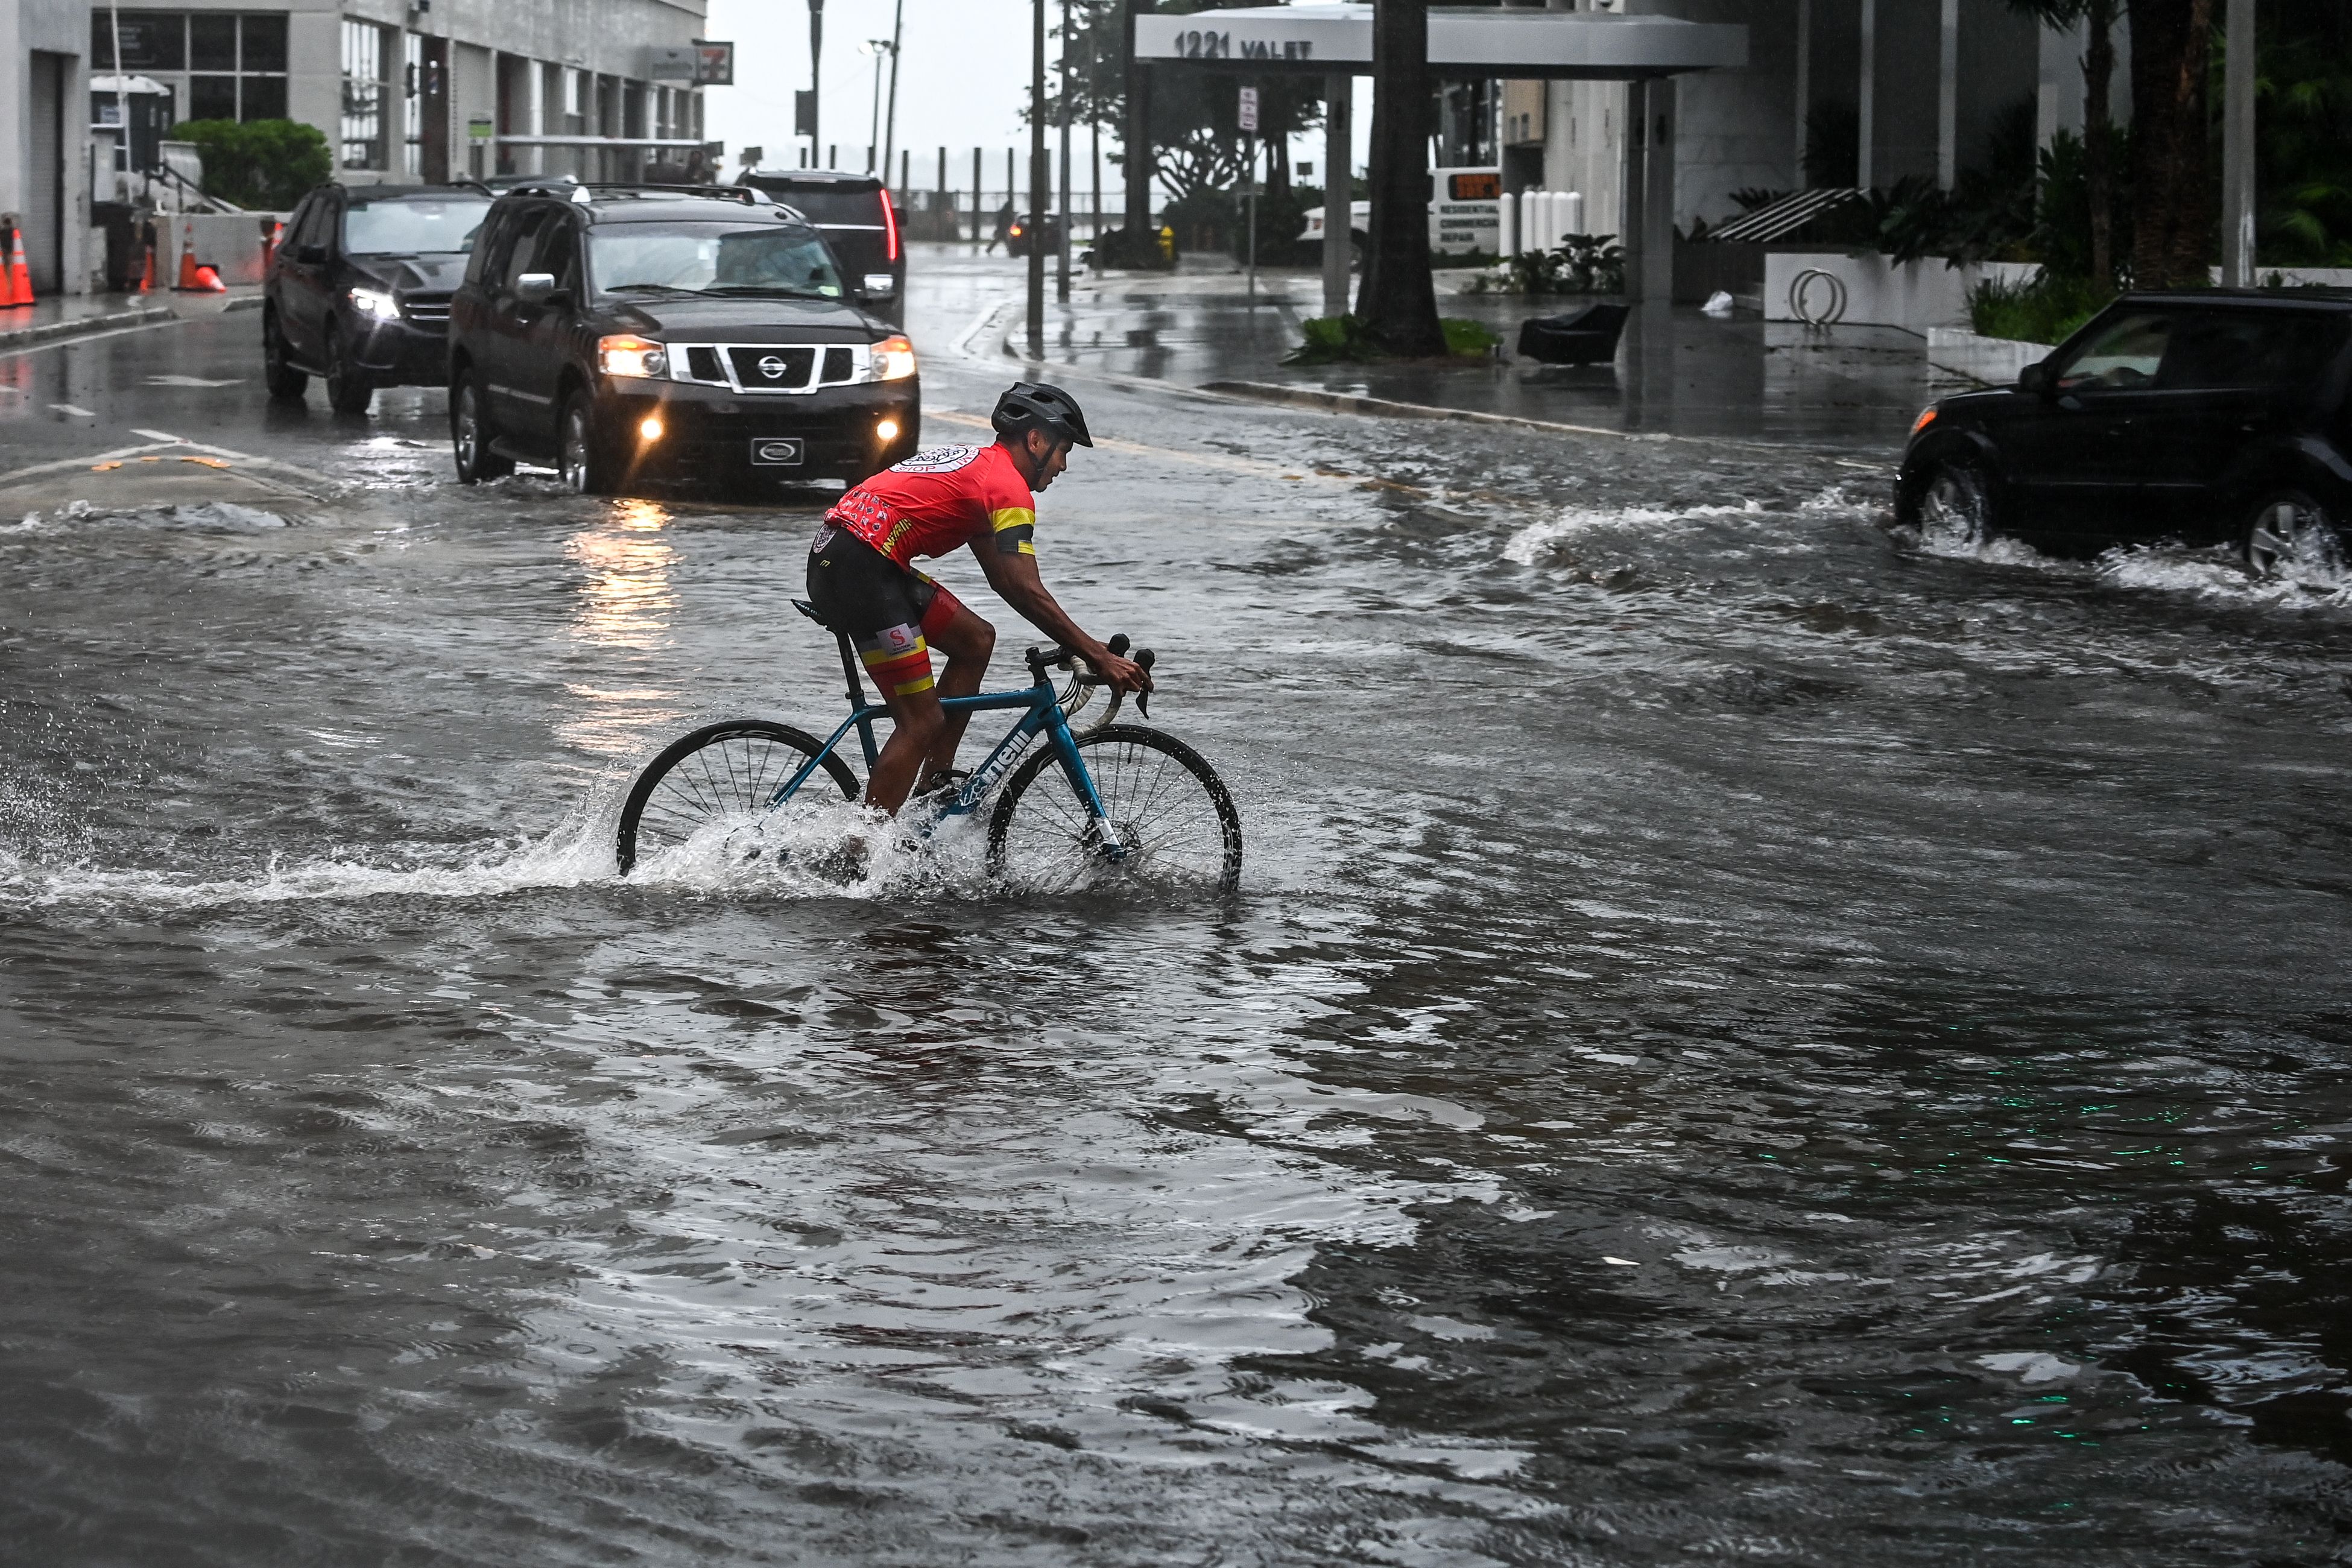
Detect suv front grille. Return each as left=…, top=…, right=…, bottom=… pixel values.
left=671, top=342, right=867, bottom=395
left=402, top=292, right=452, bottom=323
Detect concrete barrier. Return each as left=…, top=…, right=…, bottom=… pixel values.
left=157, top=212, right=291, bottom=288
left=1926, top=327, right=2046, bottom=387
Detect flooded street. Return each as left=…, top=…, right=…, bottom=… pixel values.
left=5, top=258, right=2352, bottom=1565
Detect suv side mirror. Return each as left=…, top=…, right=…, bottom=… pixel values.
left=515, top=271, right=559, bottom=305
left=297, top=244, right=327, bottom=265
left=861, top=271, right=897, bottom=299
left=2017, top=359, right=2052, bottom=395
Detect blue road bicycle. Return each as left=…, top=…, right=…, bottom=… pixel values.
left=615, top=604, right=1242, bottom=892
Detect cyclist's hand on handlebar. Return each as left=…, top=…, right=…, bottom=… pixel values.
left=1087, top=648, right=1152, bottom=693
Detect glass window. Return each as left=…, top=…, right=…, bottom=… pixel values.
left=739, top=181, right=887, bottom=227
left=242, top=14, right=288, bottom=74
left=587, top=224, right=844, bottom=299
left=100, top=12, right=184, bottom=71
left=2054, top=311, right=2170, bottom=391
left=536, top=224, right=581, bottom=289
left=499, top=208, right=554, bottom=289
left=188, top=75, right=237, bottom=123
left=2160, top=311, right=2351, bottom=391
left=344, top=197, right=496, bottom=256
left=190, top=14, right=237, bottom=72
left=342, top=21, right=385, bottom=170
left=242, top=76, right=286, bottom=122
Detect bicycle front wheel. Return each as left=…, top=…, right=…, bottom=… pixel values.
left=987, top=724, right=1241, bottom=894
left=617, top=719, right=859, bottom=874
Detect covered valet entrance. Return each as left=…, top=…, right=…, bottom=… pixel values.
left=1134, top=4, right=1746, bottom=316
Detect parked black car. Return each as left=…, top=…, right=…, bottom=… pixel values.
left=264, top=183, right=495, bottom=414
left=444, top=183, right=920, bottom=495
left=733, top=169, right=905, bottom=324
left=1897, top=290, right=2352, bottom=578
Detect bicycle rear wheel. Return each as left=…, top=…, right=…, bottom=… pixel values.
left=987, top=724, right=1241, bottom=894
left=617, top=719, right=859, bottom=874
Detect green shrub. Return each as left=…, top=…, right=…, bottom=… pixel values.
left=168, top=119, right=332, bottom=210
left=1286, top=314, right=1497, bottom=364
left=1968, top=271, right=2114, bottom=345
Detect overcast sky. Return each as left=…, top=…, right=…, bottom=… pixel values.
left=700, top=0, right=1368, bottom=197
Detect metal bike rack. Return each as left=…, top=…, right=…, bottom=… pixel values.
left=1788, top=267, right=1848, bottom=327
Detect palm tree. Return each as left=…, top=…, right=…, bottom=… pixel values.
left=2126, top=0, right=2216, bottom=288
left=1357, top=0, right=1444, bottom=355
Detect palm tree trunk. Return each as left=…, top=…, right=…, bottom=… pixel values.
left=1358, top=0, right=1445, bottom=355
left=1122, top=0, right=1156, bottom=261
left=2127, top=0, right=2216, bottom=288
left=2084, top=0, right=2117, bottom=282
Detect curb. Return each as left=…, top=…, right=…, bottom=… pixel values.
left=0, top=303, right=179, bottom=351
left=1198, top=379, right=1633, bottom=441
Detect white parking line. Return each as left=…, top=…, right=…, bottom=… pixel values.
left=130, top=428, right=186, bottom=443
left=49, top=403, right=95, bottom=417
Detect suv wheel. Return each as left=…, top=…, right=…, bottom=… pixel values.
left=1916, top=458, right=1993, bottom=552
left=560, top=391, right=618, bottom=496
left=2243, top=487, right=2346, bottom=585
left=324, top=325, right=374, bottom=416
left=449, top=370, right=514, bottom=484
left=262, top=310, right=306, bottom=403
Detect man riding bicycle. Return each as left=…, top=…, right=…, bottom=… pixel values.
left=806, top=382, right=1151, bottom=815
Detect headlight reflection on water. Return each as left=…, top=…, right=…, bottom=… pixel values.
left=561, top=502, right=684, bottom=754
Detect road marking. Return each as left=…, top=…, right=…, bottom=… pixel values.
left=0, top=436, right=329, bottom=498
left=49, top=403, right=96, bottom=417
left=130, top=428, right=186, bottom=443
left=0, top=316, right=186, bottom=358
left=146, top=375, right=241, bottom=388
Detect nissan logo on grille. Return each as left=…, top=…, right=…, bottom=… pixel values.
left=757, top=355, right=789, bottom=381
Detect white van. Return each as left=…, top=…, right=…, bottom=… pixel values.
left=1298, top=167, right=1502, bottom=258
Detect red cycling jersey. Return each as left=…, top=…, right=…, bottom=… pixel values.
left=824, top=443, right=1037, bottom=569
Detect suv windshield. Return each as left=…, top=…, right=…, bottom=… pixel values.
left=344, top=197, right=494, bottom=255
left=589, top=223, right=844, bottom=299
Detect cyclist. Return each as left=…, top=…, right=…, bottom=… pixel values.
left=806, top=382, right=1151, bottom=816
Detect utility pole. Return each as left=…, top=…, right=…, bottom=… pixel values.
left=1056, top=0, right=1073, bottom=302
left=2220, top=0, right=2256, bottom=286
left=863, top=39, right=891, bottom=172
left=807, top=1, right=823, bottom=167
left=881, top=0, right=905, bottom=193
left=1028, top=0, right=1047, bottom=353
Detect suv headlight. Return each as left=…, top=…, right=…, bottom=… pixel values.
left=870, top=335, right=916, bottom=382
left=349, top=286, right=400, bottom=321
left=597, top=334, right=668, bottom=379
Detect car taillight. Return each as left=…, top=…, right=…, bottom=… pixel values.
left=870, top=335, right=917, bottom=381
left=597, top=334, right=668, bottom=379
left=1909, top=405, right=1939, bottom=437
left=879, top=189, right=900, bottom=263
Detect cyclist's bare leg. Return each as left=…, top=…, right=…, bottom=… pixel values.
left=865, top=685, right=943, bottom=815
left=918, top=602, right=994, bottom=791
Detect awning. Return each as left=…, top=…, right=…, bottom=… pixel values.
left=1135, top=4, right=1746, bottom=80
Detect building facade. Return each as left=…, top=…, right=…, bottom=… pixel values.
left=1503, top=0, right=2118, bottom=239
left=9, top=0, right=715, bottom=296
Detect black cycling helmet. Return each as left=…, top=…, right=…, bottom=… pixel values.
left=991, top=382, right=1093, bottom=449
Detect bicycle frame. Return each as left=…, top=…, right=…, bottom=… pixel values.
left=759, top=662, right=1121, bottom=851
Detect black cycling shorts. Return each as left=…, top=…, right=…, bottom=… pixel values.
left=806, top=524, right=964, bottom=698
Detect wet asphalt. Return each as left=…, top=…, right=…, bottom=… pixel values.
left=2, top=252, right=2351, bottom=1566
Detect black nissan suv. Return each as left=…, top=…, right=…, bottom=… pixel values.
left=444, top=183, right=920, bottom=495
left=264, top=183, right=496, bottom=414
left=1897, top=290, right=2352, bottom=579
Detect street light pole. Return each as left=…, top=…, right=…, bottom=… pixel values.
left=1057, top=0, right=1073, bottom=302
left=864, top=40, right=889, bottom=172
left=807, top=1, right=823, bottom=167
left=1028, top=0, right=1047, bottom=355
left=881, top=0, right=905, bottom=198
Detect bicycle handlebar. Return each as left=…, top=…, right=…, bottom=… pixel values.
left=1026, top=635, right=1157, bottom=719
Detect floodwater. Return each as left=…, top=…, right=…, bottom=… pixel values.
left=5, top=269, right=2352, bottom=1566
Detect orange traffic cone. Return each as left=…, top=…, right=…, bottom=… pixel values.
left=174, top=221, right=226, bottom=293
left=0, top=226, right=30, bottom=308
left=136, top=234, right=156, bottom=293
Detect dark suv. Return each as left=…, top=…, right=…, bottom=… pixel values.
left=264, top=183, right=495, bottom=414
left=444, top=184, right=920, bottom=495
left=1897, top=290, right=2352, bottom=578
left=733, top=170, right=905, bottom=325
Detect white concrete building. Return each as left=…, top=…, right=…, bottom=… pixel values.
left=3, top=0, right=98, bottom=294
left=88, top=1, right=715, bottom=189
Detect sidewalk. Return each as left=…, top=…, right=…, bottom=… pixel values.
left=988, top=257, right=1932, bottom=451
left=0, top=285, right=261, bottom=352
